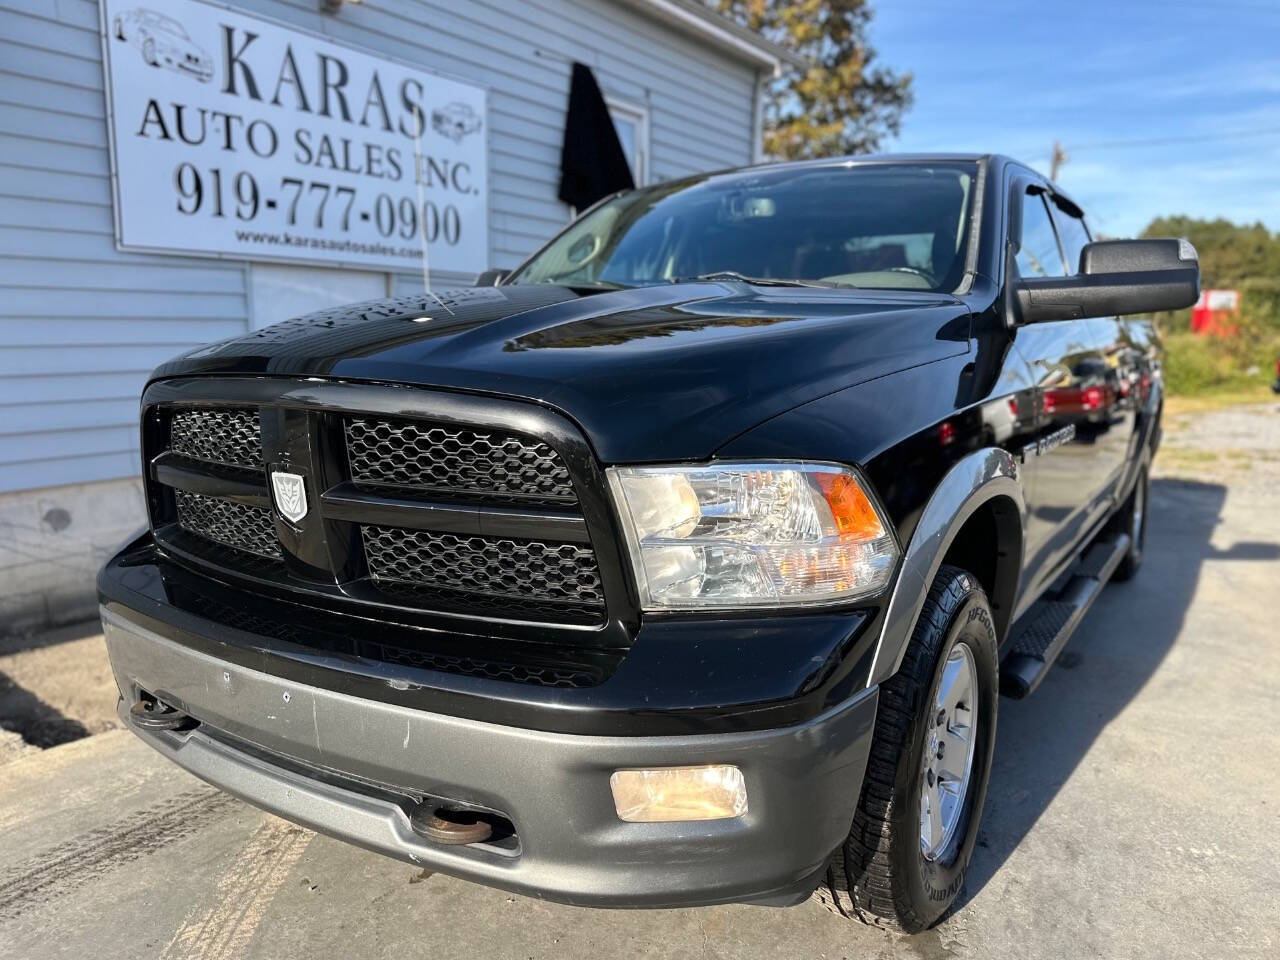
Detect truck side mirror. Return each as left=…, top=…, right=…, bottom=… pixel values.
left=475, top=269, right=510, bottom=287
left=1015, top=238, right=1200, bottom=324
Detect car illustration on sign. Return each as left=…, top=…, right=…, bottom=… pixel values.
left=112, top=8, right=214, bottom=83
left=431, top=102, right=483, bottom=142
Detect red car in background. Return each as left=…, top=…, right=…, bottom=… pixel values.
left=1042, top=357, right=1121, bottom=426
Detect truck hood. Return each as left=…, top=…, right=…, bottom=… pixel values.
left=154, top=282, right=972, bottom=462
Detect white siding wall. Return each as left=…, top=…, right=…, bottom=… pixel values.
left=0, top=0, right=760, bottom=630
left=0, top=0, right=251, bottom=493
left=0, top=0, right=758, bottom=498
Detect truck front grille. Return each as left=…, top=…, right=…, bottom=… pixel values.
left=373, top=643, right=602, bottom=688
left=144, top=383, right=616, bottom=657
left=169, top=408, right=262, bottom=471
left=344, top=417, right=576, bottom=503
left=174, top=489, right=281, bottom=561
left=362, top=527, right=604, bottom=607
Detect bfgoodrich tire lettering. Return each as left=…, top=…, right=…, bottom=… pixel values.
left=815, top=564, right=999, bottom=933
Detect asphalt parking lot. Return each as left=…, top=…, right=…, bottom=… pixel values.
left=2, top=403, right=1278, bottom=960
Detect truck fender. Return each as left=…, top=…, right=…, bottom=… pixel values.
left=866, top=447, right=1025, bottom=687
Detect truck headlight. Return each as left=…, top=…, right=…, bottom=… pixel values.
left=607, top=462, right=898, bottom=609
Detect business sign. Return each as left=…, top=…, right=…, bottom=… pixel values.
left=1196, top=289, right=1240, bottom=312
left=100, top=0, right=488, bottom=273
left=1191, top=288, right=1240, bottom=334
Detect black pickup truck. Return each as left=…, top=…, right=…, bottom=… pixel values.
left=99, top=154, right=1199, bottom=932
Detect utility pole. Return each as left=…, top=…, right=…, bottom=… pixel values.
left=1049, top=140, right=1069, bottom=180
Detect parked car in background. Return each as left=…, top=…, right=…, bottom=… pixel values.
left=99, top=155, right=1198, bottom=933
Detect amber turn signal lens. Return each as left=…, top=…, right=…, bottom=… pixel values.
left=609, top=766, right=748, bottom=822
left=815, top=471, right=885, bottom=540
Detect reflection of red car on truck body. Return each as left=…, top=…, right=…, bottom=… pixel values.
left=113, top=8, right=214, bottom=83
left=1042, top=357, right=1119, bottom=425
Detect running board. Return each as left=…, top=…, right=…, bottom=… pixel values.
left=999, top=533, right=1131, bottom=699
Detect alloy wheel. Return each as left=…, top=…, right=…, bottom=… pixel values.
left=919, top=641, right=978, bottom=863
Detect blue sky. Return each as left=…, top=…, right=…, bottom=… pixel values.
left=869, top=0, right=1280, bottom=237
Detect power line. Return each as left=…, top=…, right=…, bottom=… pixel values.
left=1070, top=126, right=1280, bottom=151
left=892, top=0, right=1280, bottom=15
left=1112, top=0, right=1280, bottom=12
left=900, top=129, right=1280, bottom=165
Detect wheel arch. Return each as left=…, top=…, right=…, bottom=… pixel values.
left=866, top=447, right=1025, bottom=687
left=938, top=495, right=1022, bottom=643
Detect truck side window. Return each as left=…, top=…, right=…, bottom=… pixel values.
left=1016, top=191, right=1066, bottom=278
left=1050, top=203, right=1092, bottom=274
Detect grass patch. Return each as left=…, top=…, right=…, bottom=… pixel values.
left=1161, top=328, right=1280, bottom=402
left=1164, top=388, right=1275, bottom=416
left=1154, top=444, right=1262, bottom=478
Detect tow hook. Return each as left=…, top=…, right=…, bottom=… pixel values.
left=408, top=805, right=494, bottom=846
left=129, top=696, right=192, bottom=731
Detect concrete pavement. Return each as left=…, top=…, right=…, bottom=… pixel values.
left=1, top=405, right=1277, bottom=959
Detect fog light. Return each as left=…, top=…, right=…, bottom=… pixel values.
left=609, top=765, right=748, bottom=822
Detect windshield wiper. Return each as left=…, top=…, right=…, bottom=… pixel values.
left=676, top=271, right=849, bottom=289
left=532, top=278, right=630, bottom=291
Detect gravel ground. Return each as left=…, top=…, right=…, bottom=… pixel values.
left=1, top=402, right=1277, bottom=959
left=1155, top=399, right=1280, bottom=490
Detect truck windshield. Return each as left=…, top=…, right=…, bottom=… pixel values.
left=507, top=161, right=978, bottom=293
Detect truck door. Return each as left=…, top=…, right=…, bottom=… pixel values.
left=1010, top=186, right=1116, bottom=604
left=1048, top=200, right=1137, bottom=502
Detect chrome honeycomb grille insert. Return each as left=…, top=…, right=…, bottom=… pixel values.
left=361, top=526, right=604, bottom=609
left=174, top=489, right=281, bottom=560
left=344, top=417, right=576, bottom=503
left=169, top=408, right=263, bottom=471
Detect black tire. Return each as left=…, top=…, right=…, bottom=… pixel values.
left=815, top=565, right=999, bottom=933
left=1110, top=467, right=1148, bottom=582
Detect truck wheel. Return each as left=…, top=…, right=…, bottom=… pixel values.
left=815, top=564, right=998, bottom=933
left=1110, top=468, right=1147, bottom=581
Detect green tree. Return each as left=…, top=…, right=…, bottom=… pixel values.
left=1141, top=216, right=1280, bottom=395
left=711, top=0, right=912, bottom=160
left=1140, top=215, right=1280, bottom=289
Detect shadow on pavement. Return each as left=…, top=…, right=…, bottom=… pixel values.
left=956, top=477, right=1278, bottom=907
left=0, top=671, right=92, bottom=748
left=0, top=618, right=103, bottom=657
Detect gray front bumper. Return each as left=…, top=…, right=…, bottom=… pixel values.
left=103, top=606, right=878, bottom=908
